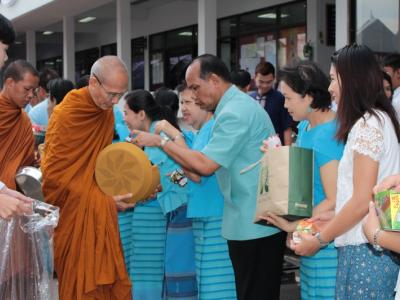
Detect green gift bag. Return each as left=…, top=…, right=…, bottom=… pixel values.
left=254, top=146, right=313, bottom=222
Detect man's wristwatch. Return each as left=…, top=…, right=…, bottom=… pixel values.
left=314, top=232, right=329, bottom=248
left=373, top=228, right=383, bottom=251
left=160, top=136, right=170, bottom=148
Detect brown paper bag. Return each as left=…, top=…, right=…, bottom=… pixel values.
left=254, top=146, right=313, bottom=222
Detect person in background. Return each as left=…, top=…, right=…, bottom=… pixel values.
left=26, top=67, right=58, bottom=116
left=154, top=82, right=237, bottom=299
left=0, top=60, right=39, bottom=189
left=76, top=74, right=89, bottom=89
left=383, top=70, right=394, bottom=101
left=293, top=44, right=400, bottom=299
left=121, top=89, right=196, bottom=300
left=154, top=87, right=180, bottom=118
left=46, top=78, right=75, bottom=119
left=231, top=69, right=251, bottom=93
left=262, top=61, right=344, bottom=300
left=250, top=61, right=293, bottom=145
left=0, top=13, right=14, bottom=69
left=383, top=53, right=400, bottom=118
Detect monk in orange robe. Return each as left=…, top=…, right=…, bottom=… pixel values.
left=42, top=56, right=134, bottom=300
left=0, top=60, right=39, bottom=189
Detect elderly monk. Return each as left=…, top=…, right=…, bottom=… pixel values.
left=0, top=60, right=39, bottom=189
left=42, top=56, right=134, bottom=300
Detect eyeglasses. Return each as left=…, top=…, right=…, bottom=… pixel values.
left=92, top=73, right=126, bottom=100
left=23, top=86, right=39, bottom=97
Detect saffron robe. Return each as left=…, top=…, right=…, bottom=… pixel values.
left=0, top=93, right=35, bottom=189
left=42, top=87, right=132, bottom=300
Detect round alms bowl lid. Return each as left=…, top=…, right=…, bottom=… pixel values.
left=95, top=142, right=158, bottom=203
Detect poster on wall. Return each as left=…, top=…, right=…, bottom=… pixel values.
left=256, top=37, right=265, bottom=57
left=151, top=53, right=163, bottom=85
left=264, top=40, right=277, bottom=67
left=297, top=33, right=306, bottom=59
left=240, top=43, right=259, bottom=75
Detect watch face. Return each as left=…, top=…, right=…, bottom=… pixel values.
left=1, top=0, right=17, bottom=7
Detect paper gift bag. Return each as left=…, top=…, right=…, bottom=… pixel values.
left=254, top=146, right=313, bottom=222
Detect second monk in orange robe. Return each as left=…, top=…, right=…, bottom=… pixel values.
left=0, top=60, right=38, bottom=189
left=42, top=56, right=134, bottom=300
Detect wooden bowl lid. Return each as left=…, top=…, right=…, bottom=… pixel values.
left=95, top=142, right=155, bottom=203
left=142, top=165, right=160, bottom=200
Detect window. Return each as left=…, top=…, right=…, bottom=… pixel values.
left=351, top=0, right=399, bottom=53
left=219, top=1, right=307, bottom=74
left=132, top=37, right=146, bottom=89
left=279, top=2, right=306, bottom=28
left=239, top=8, right=276, bottom=36
left=149, top=26, right=197, bottom=90
left=101, top=43, right=116, bottom=56
left=75, top=47, right=99, bottom=79
left=36, top=56, right=63, bottom=77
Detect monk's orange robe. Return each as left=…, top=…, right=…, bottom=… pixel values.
left=42, top=88, right=132, bottom=300
left=0, top=93, right=34, bottom=189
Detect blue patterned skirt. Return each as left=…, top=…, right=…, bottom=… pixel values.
left=336, top=244, right=400, bottom=300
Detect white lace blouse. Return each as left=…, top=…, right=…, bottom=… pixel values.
left=335, top=110, right=400, bottom=247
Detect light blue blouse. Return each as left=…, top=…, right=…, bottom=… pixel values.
left=185, top=119, right=224, bottom=218
left=296, top=119, right=344, bottom=205
left=141, top=121, right=188, bottom=214
left=201, top=85, right=279, bottom=240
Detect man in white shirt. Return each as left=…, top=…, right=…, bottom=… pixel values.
left=383, top=54, right=400, bottom=119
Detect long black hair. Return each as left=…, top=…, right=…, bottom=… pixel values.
left=332, top=44, right=400, bottom=142
left=124, top=89, right=180, bottom=130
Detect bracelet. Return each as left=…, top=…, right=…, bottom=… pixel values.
left=373, top=228, right=383, bottom=251
left=159, top=136, right=170, bottom=148
left=314, top=232, right=329, bottom=248
left=171, top=134, right=182, bottom=142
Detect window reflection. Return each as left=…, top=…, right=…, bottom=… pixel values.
left=356, top=0, right=399, bottom=53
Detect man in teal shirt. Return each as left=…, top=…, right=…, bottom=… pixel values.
left=131, top=54, right=286, bottom=300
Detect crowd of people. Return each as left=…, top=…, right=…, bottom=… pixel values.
left=2, top=10, right=400, bottom=300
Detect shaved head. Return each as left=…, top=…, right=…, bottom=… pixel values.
left=88, top=55, right=129, bottom=110
left=90, top=55, right=128, bottom=85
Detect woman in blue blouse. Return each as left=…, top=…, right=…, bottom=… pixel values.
left=153, top=82, right=237, bottom=299
left=262, top=61, right=344, bottom=300
left=119, top=89, right=197, bottom=300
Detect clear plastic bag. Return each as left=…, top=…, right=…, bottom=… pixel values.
left=0, top=200, right=59, bottom=300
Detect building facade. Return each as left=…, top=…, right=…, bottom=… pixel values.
left=1, top=0, right=399, bottom=90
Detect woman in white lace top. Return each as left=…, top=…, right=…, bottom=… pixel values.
left=292, top=44, right=400, bottom=299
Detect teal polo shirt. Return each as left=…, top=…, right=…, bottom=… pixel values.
left=201, top=85, right=280, bottom=240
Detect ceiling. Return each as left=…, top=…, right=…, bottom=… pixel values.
left=12, top=0, right=195, bottom=34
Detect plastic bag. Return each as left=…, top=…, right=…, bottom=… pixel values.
left=0, top=200, right=59, bottom=300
